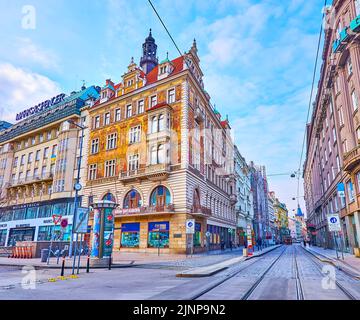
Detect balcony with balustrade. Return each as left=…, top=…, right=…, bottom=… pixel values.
left=191, top=205, right=212, bottom=217
left=8, top=172, right=54, bottom=188
left=120, top=163, right=171, bottom=183
left=343, top=145, right=360, bottom=173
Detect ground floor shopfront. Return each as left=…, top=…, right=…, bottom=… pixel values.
left=0, top=198, right=75, bottom=247
left=88, top=211, right=237, bottom=254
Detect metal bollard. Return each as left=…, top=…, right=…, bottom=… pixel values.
left=86, top=255, right=90, bottom=273
left=60, top=256, right=65, bottom=277
left=108, top=255, right=112, bottom=270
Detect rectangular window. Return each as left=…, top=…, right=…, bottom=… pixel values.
left=104, top=112, right=110, bottom=125
left=31, top=137, right=36, bottom=145
left=347, top=57, right=353, bottom=76
left=104, top=160, right=116, bottom=177
left=356, top=0, right=360, bottom=16
left=137, top=100, right=144, bottom=114
left=20, top=154, right=25, bottom=165
left=334, top=195, right=339, bottom=212
left=14, top=157, right=18, bottom=167
left=347, top=180, right=355, bottom=202
left=115, top=108, right=121, bottom=122
left=129, top=126, right=141, bottom=144
left=126, top=104, right=132, bottom=118
left=357, top=171, right=360, bottom=193
left=333, top=127, right=337, bottom=142
left=47, top=131, right=52, bottom=140
left=342, top=140, right=348, bottom=153
left=28, top=152, right=33, bottom=163
left=35, top=150, right=40, bottom=161
left=51, top=145, right=57, bottom=157
left=39, top=134, right=44, bottom=143
left=94, top=116, right=100, bottom=129
left=106, top=133, right=117, bottom=150
left=121, top=223, right=140, bottom=248
left=44, top=147, right=49, bottom=159
left=128, top=154, right=139, bottom=171
left=148, top=222, right=169, bottom=248
left=328, top=139, right=332, bottom=155
left=336, top=155, right=341, bottom=173
left=91, top=138, right=99, bottom=154
left=150, top=95, right=157, bottom=108
left=168, top=88, right=175, bottom=103
left=352, top=90, right=359, bottom=110
left=88, top=164, right=97, bottom=180
left=339, top=107, right=344, bottom=126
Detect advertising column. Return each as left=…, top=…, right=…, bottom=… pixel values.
left=90, top=200, right=117, bottom=266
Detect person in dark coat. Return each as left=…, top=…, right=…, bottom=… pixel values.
left=257, top=238, right=262, bottom=251
left=229, top=239, right=233, bottom=251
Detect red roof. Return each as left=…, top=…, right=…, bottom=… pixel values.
left=146, top=56, right=184, bottom=85
left=147, top=102, right=170, bottom=112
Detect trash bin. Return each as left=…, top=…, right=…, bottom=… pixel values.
left=243, top=248, right=248, bottom=257
left=41, top=249, right=49, bottom=263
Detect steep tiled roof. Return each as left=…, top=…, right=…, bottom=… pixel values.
left=146, top=56, right=184, bottom=85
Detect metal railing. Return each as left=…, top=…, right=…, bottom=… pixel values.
left=9, top=172, right=53, bottom=186
left=115, top=204, right=175, bottom=216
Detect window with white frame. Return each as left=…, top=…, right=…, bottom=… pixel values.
left=324, top=148, right=328, bottom=162
left=336, top=155, right=341, bottom=173
left=328, top=139, right=332, bottom=154
left=137, top=100, right=144, bottom=114
left=357, top=171, right=360, bottom=193
left=339, top=107, right=344, bottom=126
left=347, top=180, right=355, bottom=202
left=129, top=126, right=141, bottom=144
left=106, top=133, right=117, bottom=150
left=126, top=104, right=132, bottom=118
left=333, top=127, right=337, bottom=142
left=330, top=97, right=334, bottom=114
left=352, top=90, right=359, bottom=110
left=150, top=144, right=165, bottom=165
left=128, top=154, right=139, bottom=171
left=94, top=116, right=100, bottom=129
left=104, top=112, right=110, bottom=125
left=150, top=95, right=157, bottom=108
left=104, top=160, right=116, bottom=177
left=91, top=138, right=99, bottom=154
left=357, top=127, right=360, bottom=141
left=342, top=139, right=348, bottom=153
left=88, top=164, right=97, bottom=180
left=115, top=108, right=121, bottom=122
left=168, top=88, right=175, bottom=103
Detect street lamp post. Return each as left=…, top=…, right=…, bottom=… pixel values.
left=67, top=119, right=86, bottom=275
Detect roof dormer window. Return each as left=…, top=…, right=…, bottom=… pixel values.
left=160, top=65, right=167, bottom=74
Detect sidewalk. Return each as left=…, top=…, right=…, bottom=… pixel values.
left=0, top=245, right=277, bottom=270
left=304, top=245, right=360, bottom=278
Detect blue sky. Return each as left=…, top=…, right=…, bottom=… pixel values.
left=0, top=0, right=326, bottom=215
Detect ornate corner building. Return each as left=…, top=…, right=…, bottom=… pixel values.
left=82, top=31, right=237, bottom=254
left=304, top=0, right=360, bottom=253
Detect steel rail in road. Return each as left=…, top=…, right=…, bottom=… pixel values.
left=240, top=246, right=288, bottom=300
left=300, top=246, right=357, bottom=300
left=293, top=246, right=305, bottom=300
left=190, top=245, right=286, bottom=300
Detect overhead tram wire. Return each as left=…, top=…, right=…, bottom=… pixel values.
left=297, top=0, right=328, bottom=206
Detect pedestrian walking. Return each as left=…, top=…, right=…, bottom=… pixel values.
left=257, top=238, right=262, bottom=251
left=220, top=239, right=225, bottom=251
left=229, top=239, right=233, bottom=251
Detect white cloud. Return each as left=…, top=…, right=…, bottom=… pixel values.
left=17, top=37, right=60, bottom=71
left=0, top=63, right=61, bottom=122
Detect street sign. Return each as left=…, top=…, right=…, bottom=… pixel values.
left=205, top=231, right=211, bottom=238
left=60, top=218, right=68, bottom=229
left=73, top=207, right=90, bottom=233
left=337, top=183, right=345, bottom=198
left=327, top=214, right=341, bottom=232
left=52, top=214, right=62, bottom=225
left=186, top=219, right=195, bottom=234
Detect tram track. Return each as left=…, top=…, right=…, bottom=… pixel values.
left=293, top=246, right=305, bottom=300
left=300, top=245, right=357, bottom=300
left=191, top=246, right=287, bottom=300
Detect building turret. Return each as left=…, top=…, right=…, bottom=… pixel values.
left=140, top=29, right=158, bottom=74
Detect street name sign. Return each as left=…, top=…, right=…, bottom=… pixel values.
left=186, top=219, right=195, bottom=234
left=327, top=214, right=341, bottom=232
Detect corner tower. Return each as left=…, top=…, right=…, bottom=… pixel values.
left=140, top=29, right=158, bottom=74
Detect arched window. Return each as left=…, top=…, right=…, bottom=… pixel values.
left=123, top=189, right=142, bottom=209
left=150, top=146, right=157, bottom=165
left=157, top=144, right=165, bottom=164
left=102, top=193, right=116, bottom=202
left=150, top=185, right=171, bottom=206
left=158, top=114, right=165, bottom=131
left=151, top=116, right=157, bottom=133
